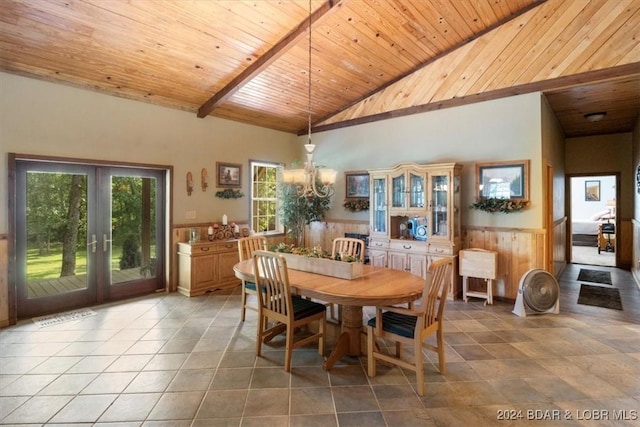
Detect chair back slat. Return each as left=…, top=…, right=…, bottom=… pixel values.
left=238, top=236, right=267, bottom=261
left=253, top=250, right=291, bottom=318
left=332, top=237, right=365, bottom=261
left=422, top=257, right=452, bottom=326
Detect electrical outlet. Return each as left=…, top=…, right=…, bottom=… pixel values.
left=186, top=210, right=196, bottom=219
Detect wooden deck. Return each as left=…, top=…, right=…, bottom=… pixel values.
left=28, top=268, right=145, bottom=298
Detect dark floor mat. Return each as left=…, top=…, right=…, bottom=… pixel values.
left=577, top=284, right=622, bottom=311
left=577, top=269, right=612, bottom=285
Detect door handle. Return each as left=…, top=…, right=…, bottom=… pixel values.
left=88, top=234, right=97, bottom=253
left=103, top=234, right=113, bottom=252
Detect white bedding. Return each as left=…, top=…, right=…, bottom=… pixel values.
left=572, top=219, right=613, bottom=235
left=572, top=220, right=600, bottom=235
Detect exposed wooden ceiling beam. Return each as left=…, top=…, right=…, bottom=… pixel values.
left=197, top=0, right=342, bottom=119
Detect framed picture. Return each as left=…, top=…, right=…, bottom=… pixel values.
left=585, top=180, right=600, bottom=201
left=345, top=171, right=370, bottom=198
left=216, top=162, right=242, bottom=188
left=476, top=160, right=529, bottom=200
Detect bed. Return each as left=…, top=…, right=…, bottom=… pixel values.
left=572, top=210, right=615, bottom=247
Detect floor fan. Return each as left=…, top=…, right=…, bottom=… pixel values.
left=513, top=269, right=560, bottom=317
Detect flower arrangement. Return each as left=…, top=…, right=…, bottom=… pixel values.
left=343, top=198, right=369, bottom=212
left=215, top=188, right=244, bottom=199
left=271, top=243, right=358, bottom=262
left=471, top=198, right=529, bottom=213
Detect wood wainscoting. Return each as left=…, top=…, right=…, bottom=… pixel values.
left=305, top=220, right=371, bottom=251
left=462, top=227, right=547, bottom=301
left=0, top=234, right=9, bottom=327
left=633, top=219, right=640, bottom=287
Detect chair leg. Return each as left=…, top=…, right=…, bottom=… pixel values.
left=318, top=317, right=326, bottom=356
left=437, top=325, right=446, bottom=374
left=256, top=314, right=264, bottom=357
left=414, top=339, right=425, bottom=396
left=284, top=325, right=294, bottom=372
left=367, top=326, right=376, bottom=377
left=240, top=286, right=247, bottom=322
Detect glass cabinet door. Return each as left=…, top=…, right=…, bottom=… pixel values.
left=372, top=176, right=387, bottom=234
left=391, top=173, right=405, bottom=209
left=409, top=172, right=425, bottom=208
left=430, top=173, right=449, bottom=238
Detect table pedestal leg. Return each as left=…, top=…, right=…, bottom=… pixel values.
left=323, top=305, right=362, bottom=370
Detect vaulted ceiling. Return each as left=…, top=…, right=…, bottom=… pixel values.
left=1, top=0, right=638, bottom=138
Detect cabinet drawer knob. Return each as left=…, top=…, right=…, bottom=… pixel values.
left=403, top=244, right=412, bottom=249
left=200, top=247, right=210, bottom=252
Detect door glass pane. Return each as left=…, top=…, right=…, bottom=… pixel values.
left=373, top=177, right=387, bottom=233
left=431, top=175, right=448, bottom=237
left=110, top=176, right=157, bottom=284
left=409, top=172, right=424, bottom=208
left=26, top=171, right=88, bottom=298
left=392, top=174, right=405, bottom=208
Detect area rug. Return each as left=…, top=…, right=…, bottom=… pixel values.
left=32, top=308, right=97, bottom=328
left=577, top=284, right=622, bottom=311
left=577, top=268, right=612, bottom=285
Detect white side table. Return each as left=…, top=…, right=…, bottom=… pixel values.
left=460, top=248, right=497, bottom=305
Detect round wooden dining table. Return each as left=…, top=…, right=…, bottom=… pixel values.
left=233, top=258, right=424, bottom=370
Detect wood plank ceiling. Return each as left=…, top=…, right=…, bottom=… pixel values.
left=1, top=0, right=638, bottom=138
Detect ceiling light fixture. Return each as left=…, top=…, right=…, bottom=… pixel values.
left=281, top=0, right=337, bottom=198
left=584, top=111, right=607, bottom=122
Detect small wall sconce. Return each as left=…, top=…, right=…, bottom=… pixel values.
left=186, top=171, right=194, bottom=196
left=584, top=111, right=607, bottom=122
left=201, top=168, right=208, bottom=191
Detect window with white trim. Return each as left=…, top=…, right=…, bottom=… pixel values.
left=250, top=161, right=283, bottom=234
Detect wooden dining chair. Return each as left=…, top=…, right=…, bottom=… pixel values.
left=366, top=257, right=452, bottom=396
left=237, top=236, right=267, bottom=321
left=325, top=237, right=366, bottom=322
left=252, top=250, right=326, bottom=372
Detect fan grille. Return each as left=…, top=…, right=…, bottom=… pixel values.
left=522, top=270, right=559, bottom=312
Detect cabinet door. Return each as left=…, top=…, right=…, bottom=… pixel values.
left=218, top=250, right=240, bottom=284
left=407, top=253, right=427, bottom=278
left=371, top=175, right=388, bottom=237
left=388, top=251, right=408, bottom=272
left=408, top=171, right=425, bottom=209
left=369, top=249, right=387, bottom=268
left=390, top=171, right=406, bottom=210
left=192, top=255, right=217, bottom=290
left=429, top=171, right=450, bottom=240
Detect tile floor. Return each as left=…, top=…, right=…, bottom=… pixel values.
left=1, top=265, right=639, bottom=426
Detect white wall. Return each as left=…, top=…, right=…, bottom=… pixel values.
left=570, top=176, right=617, bottom=220
left=0, top=72, right=297, bottom=233
left=302, top=92, right=544, bottom=228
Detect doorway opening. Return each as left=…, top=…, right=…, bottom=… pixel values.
left=569, top=174, right=617, bottom=267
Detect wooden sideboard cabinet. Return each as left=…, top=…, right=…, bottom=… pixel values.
left=368, top=162, right=462, bottom=299
left=177, top=240, right=240, bottom=296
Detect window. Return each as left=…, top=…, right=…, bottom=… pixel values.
left=250, top=161, right=283, bottom=234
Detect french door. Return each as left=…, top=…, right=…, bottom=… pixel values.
left=14, top=159, right=166, bottom=318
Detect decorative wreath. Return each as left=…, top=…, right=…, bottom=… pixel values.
left=215, top=189, right=244, bottom=199
left=470, top=198, right=529, bottom=213
left=343, top=199, right=370, bottom=212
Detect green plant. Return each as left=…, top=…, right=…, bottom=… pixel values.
left=279, top=182, right=331, bottom=246
left=470, top=198, right=529, bottom=213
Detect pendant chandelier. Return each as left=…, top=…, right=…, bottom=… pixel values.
left=281, top=0, right=337, bottom=198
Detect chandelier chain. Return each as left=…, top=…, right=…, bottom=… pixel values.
left=308, top=0, right=312, bottom=143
